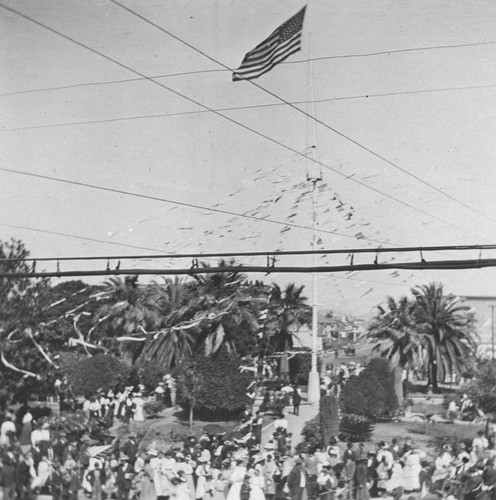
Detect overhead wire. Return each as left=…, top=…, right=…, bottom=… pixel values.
left=4, top=83, right=496, bottom=133
left=0, top=167, right=395, bottom=245
left=0, top=222, right=224, bottom=265
left=3, top=257, right=496, bottom=279
left=2, top=243, right=494, bottom=263
left=1, top=41, right=494, bottom=97
left=110, top=0, right=496, bottom=227
left=0, top=2, right=489, bottom=243
left=0, top=222, right=176, bottom=254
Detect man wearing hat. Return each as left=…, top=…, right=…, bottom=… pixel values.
left=316, top=465, right=337, bottom=500
left=116, top=455, right=134, bottom=500
left=304, top=451, right=320, bottom=500
left=121, top=435, right=139, bottom=463
left=52, top=432, right=68, bottom=463
left=287, top=457, right=307, bottom=500
left=354, top=457, right=370, bottom=500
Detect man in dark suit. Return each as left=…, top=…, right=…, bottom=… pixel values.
left=116, top=455, right=134, bottom=500
left=287, top=458, right=306, bottom=500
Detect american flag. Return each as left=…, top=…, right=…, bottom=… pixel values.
left=232, top=6, right=307, bottom=82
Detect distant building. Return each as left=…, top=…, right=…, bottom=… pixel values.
left=288, top=312, right=365, bottom=351
left=461, top=295, right=496, bottom=358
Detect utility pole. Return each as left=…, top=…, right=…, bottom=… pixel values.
left=491, top=305, right=495, bottom=361
left=305, top=4, right=321, bottom=404
left=307, top=176, right=321, bottom=403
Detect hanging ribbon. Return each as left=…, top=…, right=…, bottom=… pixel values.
left=1, top=352, right=38, bottom=378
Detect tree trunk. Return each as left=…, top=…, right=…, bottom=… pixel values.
left=393, top=364, right=404, bottom=407
left=430, top=361, right=439, bottom=393
left=189, top=404, right=194, bottom=429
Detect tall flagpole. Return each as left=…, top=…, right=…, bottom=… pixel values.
left=306, top=3, right=321, bottom=404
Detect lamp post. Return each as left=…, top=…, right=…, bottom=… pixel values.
left=307, top=176, right=321, bottom=403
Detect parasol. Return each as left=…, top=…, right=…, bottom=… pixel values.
left=202, top=424, right=226, bottom=435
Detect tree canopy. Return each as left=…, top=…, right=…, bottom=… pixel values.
left=369, top=282, right=478, bottom=391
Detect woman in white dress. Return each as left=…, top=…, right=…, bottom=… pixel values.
left=133, top=393, right=145, bottom=422
left=211, top=464, right=229, bottom=500
left=247, top=467, right=266, bottom=500
left=385, top=460, right=404, bottom=494
left=402, top=450, right=424, bottom=491
left=226, top=461, right=248, bottom=500
left=262, top=455, right=278, bottom=500
left=195, top=460, right=214, bottom=500
left=176, top=455, right=196, bottom=500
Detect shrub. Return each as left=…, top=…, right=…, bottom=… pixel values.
left=68, top=354, right=131, bottom=397
left=175, top=347, right=252, bottom=420
left=46, top=410, right=89, bottom=442
left=288, top=351, right=323, bottom=385
left=295, top=416, right=323, bottom=454
left=339, top=413, right=374, bottom=442
left=143, top=399, right=166, bottom=418
left=341, top=358, right=398, bottom=420
left=131, top=363, right=168, bottom=393
left=462, top=360, right=496, bottom=413
left=320, top=394, right=339, bottom=444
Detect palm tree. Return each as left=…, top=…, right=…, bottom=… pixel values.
left=267, top=283, right=312, bottom=351
left=264, top=283, right=311, bottom=374
left=93, top=276, right=162, bottom=362
left=368, top=296, right=424, bottom=404
left=187, top=261, right=265, bottom=356
left=412, top=282, right=478, bottom=392
left=136, top=278, right=197, bottom=368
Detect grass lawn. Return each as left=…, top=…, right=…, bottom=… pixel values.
left=370, top=420, right=484, bottom=461
left=115, top=408, right=239, bottom=451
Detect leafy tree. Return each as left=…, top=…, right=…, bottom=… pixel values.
left=341, top=358, right=398, bottom=420
left=176, top=347, right=251, bottom=422
left=175, top=357, right=205, bottom=428
left=68, top=353, right=131, bottom=397
left=130, top=362, right=168, bottom=392
left=461, top=360, right=496, bottom=413
left=0, top=240, right=66, bottom=401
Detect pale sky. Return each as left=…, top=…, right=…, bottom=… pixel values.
left=1, top=0, right=496, bottom=319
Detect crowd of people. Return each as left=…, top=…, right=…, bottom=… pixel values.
left=1, top=364, right=496, bottom=500
left=2, top=394, right=496, bottom=500
left=68, top=375, right=177, bottom=426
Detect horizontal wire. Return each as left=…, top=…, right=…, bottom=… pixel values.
left=3, top=257, right=496, bottom=279
left=112, top=0, right=496, bottom=226
left=4, top=83, right=496, bottom=133
left=1, top=40, right=494, bottom=97
left=0, top=3, right=488, bottom=243
left=0, top=168, right=394, bottom=245
left=1, top=243, right=493, bottom=263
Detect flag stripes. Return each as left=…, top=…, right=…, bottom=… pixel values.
left=233, top=6, right=306, bottom=81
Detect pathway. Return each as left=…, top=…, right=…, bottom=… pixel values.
left=260, top=400, right=319, bottom=455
